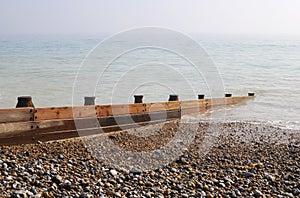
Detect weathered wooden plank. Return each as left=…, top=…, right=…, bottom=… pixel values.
left=0, top=121, right=33, bottom=138
left=0, top=119, right=175, bottom=146
left=144, top=110, right=181, bottom=121
left=97, top=103, right=145, bottom=116
left=34, top=106, right=98, bottom=121
left=231, top=96, right=253, bottom=105
left=180, top=100, right=206, bottom=109
left=0, top=96, right=254, bottom=123
left=0, top=108, right=34, bottom=123
left=0, top=96, right=254, bottom=145
left=180, top=99, right=224, bottom=110
left=0, top=118, right=99, bottom=138
left=35, top=104, right=146, bottom=121
left=210, top=98, right=227, bottom=106
left=97, top=110, right=180, bottom=127
left=206, top=96, right=253, bottom=107
left=144, top=101, right=180, bottom=112
left=180, top=98, right=240, bottom=109
left=180, top=96, right=254, bottom=114
left=0, top=110, right=180, bottom=138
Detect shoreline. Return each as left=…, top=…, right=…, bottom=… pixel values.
left=0, top=121, right=299, bottom=197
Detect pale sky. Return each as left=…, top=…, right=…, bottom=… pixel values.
left=1, top=0, right=300, bottom=35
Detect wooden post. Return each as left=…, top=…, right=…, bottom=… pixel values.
left=225, top=93, right=232, bottom=97
left=169, top=94, right=179, bottom=101
left=16, top=96, right=35, bottom=108
left=198, top=94, right=205, bottom=99
left=134, top=95, right=143, bottom=103
left=84, top=96, right=96, bottom=106
left=248, top=92, right=255, bottom=97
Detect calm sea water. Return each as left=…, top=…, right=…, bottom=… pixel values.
left=0, top=34, right=299, bottom=130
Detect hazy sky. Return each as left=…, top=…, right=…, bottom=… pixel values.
left=1, top=0, right=300, bottom=35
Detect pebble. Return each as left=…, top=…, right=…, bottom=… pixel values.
left=218, top=182, right=226, bottom=188
left=2, top=163, right=8, bottom=169
left=182, top=193, right=189, bottom=198
left=64, top=179, right=71, bottom=184
left=254, top=189, right=264, bottom=197
left=293, top=188, right=300, bottom=196
left=284, top=192, right=294, bottom=197
left=224, top=177, right=234, bottom=184
left=110, top=169, right=118, bottom=176
left=52, top=175, right=63, bottom=184
left=176, top=157, right=186, bottom=164
left=121, top=187, right=130, bottom=192
left=230, top=190, right=237, bottom=198
left=265, top=173, right=276, bottom=182
left=6, top=176, right=13, bottom=180
left=206, top=192, right=214, bottom=198
left=203, top=184, right=209, bottom=191
left=130, top=168, right=142, bottom=175
left=58, top=154, right=64, bottom=159
left=245, top=172, right=256, bottom=178
left=157, top=194, right=164, bottom=198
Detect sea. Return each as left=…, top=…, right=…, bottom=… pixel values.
left=0, top=33, right=299, bottom=130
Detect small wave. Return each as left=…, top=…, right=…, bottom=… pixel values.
left=185, top=111, right=300, bottom=131
left=235, top=120, right=300, bottom=131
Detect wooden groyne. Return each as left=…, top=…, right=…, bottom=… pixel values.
left=0, top=93, right=255, bottom=145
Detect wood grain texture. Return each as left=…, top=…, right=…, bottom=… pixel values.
left=35, top=104, right=146, bottom=121
left=231, top=96, right=253, bottom=105
left=0, top=108, right=33, bottom=123
left=180, top=100, right=206, bottom=109
left=144, top=101, right=180, bottom=112
left=0, top=110, right=180, bottom=143
left=0, top=119, right=177, bottom=146
left=0, top=121, right=34, bottom=138
left=181, top=96, right=254, bottom=114
left=34, top=106, right=98, bottom=121
left=97, top=103, right=145, bottom=116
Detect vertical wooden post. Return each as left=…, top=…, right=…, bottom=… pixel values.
left=248, top=92, right=255, bottom=97
left=225, top=93, right=232, bottom=97
left=169, top=94, right=179, bottom=101
left=134, top=95, right=143, bottom=103
left=84, top=96, right=96, bottom=106
left=16, top=96, right=35, bottom=108
left=198, top=94, right=205, bottom=99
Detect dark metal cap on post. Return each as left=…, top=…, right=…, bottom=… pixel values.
left=169, top=94, right=179, bottom=101
left=84, top=96, right=96, bottom=106
left=198, top=94, right=205, bottom=99
left=16, top=96, right=35, bottom=108
left=225, top=93, right=232, bottom=97
left=248, top=92, right=255, bottom=97
left=134, top=95, right=143, bottom=103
